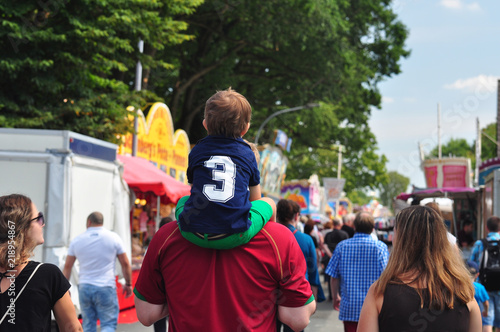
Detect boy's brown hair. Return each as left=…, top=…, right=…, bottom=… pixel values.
left=204, top=87, right=251, bottom=138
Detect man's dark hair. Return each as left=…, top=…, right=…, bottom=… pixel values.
left=486, top=216, right=500, bottom=232
left=277, top=199, right=298, bottom=225
left=88, top=212, right=103, bottom=225
left=353, top=212, right=374, bottom=234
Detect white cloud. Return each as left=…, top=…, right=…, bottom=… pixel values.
left=440, top=0, right=481, bottom=11
left=441, top=0, right=462, bottom=9
left=444, top=74, right=499, bottom=92
left=466, top=2, right=481, bottom=11
left=382, top=96, right=395, bottom=103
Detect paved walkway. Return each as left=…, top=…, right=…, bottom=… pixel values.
left=116, top=286, right=345, bottom=331
left=308, top=297, right=344, bottom=332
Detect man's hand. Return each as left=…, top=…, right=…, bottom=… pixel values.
left=330, top=277, right=341, bottom=311
left=333, top=295, right=341, bottom=311
left=123, top=284, right=133, bottom=298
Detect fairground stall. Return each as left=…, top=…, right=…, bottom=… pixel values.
left=118, top=101, right=191, bottom=246
left=117, top=102, right=191, bottom=322
left=396, top=156, right=479, bottom=259
left=0, top=128, right=133, bottom=322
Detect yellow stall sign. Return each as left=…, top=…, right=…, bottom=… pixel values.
left=119, top=103, right=190, bottom=183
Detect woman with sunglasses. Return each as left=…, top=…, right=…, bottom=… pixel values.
left=0, top=194, right=82, bottom=331
left=357, top=205, right=481, bottom=332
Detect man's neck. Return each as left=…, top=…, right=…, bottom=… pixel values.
left=88, top=224, right=103, bottom=229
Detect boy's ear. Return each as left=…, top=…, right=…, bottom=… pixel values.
left=203, top=119, right=208, bottom=131
left=241, top=122, right=250, bottom=136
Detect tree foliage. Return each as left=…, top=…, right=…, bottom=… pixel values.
left=427, top=122, right=499, bottom=171
left=0, top=0, right=202, bottom=142
left=378, top=171, right=409, bottom=209
left=0, top=0, right=410, bottom=193
left=428, top=137, right=475, bottom=166
left=154, top=0, right=409, bottom=193
left=481, top=122, right=497, bottom=161
left=349, top=188, right=373, bottom=208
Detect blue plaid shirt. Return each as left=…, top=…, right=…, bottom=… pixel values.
left=325, top=233, right=389, bottom=322
left=470, top=232, right=500, bottom=265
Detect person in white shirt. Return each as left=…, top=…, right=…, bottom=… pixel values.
left=63, top=212, right=132, bottom=332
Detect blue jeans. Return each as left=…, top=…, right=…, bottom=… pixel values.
left=79, top=284, right=119, bottom=332
left=484, top=290, right=500, bottom=327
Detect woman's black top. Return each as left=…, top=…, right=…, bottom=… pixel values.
left=0, top=261, right=70, bottom=331
left=378, top=283, right=470, bottom=332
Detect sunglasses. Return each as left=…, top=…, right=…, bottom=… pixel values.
left=30, top=212, right=45, bottom=226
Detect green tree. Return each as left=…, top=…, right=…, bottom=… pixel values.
left=0, top=0, right=202, bottom=142
left=349, top=189, right=372, bottom=208
left=481, top=122, right=497, bottom=161
left=428, top=138, right=476, bottom=170
left=429, top=138, right=474, bottom=159
left=154, top=0, right=409, bottom=192
left=0, top=0, right=410, bottom=193
left=378, top=171, right=409, bottom=209
left=425, top=123, right=500, bottom=175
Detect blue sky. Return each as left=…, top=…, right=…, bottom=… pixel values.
left=369, top=0, right=500, bottom=191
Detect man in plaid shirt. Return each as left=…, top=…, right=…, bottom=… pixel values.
left=325, top=211, right=389, bottom=332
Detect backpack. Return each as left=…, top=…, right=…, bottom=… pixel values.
left=479, top=238, right=500, bottom=291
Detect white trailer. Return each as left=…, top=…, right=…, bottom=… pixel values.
left=0, top=128, right=131, bottom=306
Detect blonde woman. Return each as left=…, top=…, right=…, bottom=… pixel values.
left=0, top=194, right=82, bottom=331
left=357, top=205, right=481, bottom=332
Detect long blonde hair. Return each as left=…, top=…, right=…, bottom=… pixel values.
left=373, top=205, right=473, bottom=310
left=0, top=194, right=37, bottom=269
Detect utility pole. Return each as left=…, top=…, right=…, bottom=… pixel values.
left=132, top=39, right=144, bottom=157
left=438, top=103, right=442, bottom=159
left=475, top=118, right=481, bottom=186
left=335, top=144, right=344, bottom=179
left=497, top=80, right=500, bottom=157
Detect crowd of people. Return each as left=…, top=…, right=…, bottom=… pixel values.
left=0, top=87, right=495, bottom=332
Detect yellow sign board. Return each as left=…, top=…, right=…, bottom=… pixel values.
left=119, top=103, right=190, bottom=183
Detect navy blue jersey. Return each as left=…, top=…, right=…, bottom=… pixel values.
left=179, top=136, right=260, bottom=234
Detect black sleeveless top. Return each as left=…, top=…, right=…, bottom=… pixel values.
left=378, top=283, right=470, bottom=332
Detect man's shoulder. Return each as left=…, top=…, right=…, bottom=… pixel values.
left=261, top=222, right=293, bottom=239
left=374, top=239, right=389, bottom=251
left=96, top=227, right=122, bottom=241
left=486, top=233, right=500, bottom=241
left=254, top=222, right=303, bottom=252
left=329, top=229, right=348, bottom=238
left=70, top=230, right=89, bottom=243
left=294, top=229, right=314, bottom=245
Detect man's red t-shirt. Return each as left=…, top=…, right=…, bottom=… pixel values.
left=134, top=221, right=313, bottom=331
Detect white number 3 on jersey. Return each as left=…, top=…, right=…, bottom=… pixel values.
left=203, top=156, right=236, bottom=203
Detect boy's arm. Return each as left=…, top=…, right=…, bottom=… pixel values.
left=483, top=300, right=489, bottom=317
left=249, top=184, right=261, bottom=201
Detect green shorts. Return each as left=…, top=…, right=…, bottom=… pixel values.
left=175, top=195, right=274, bottom=249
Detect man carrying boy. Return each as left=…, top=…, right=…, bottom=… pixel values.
left=176, top=87, right=275, bottom=249
left=133, top=89, right=315, bottom=331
